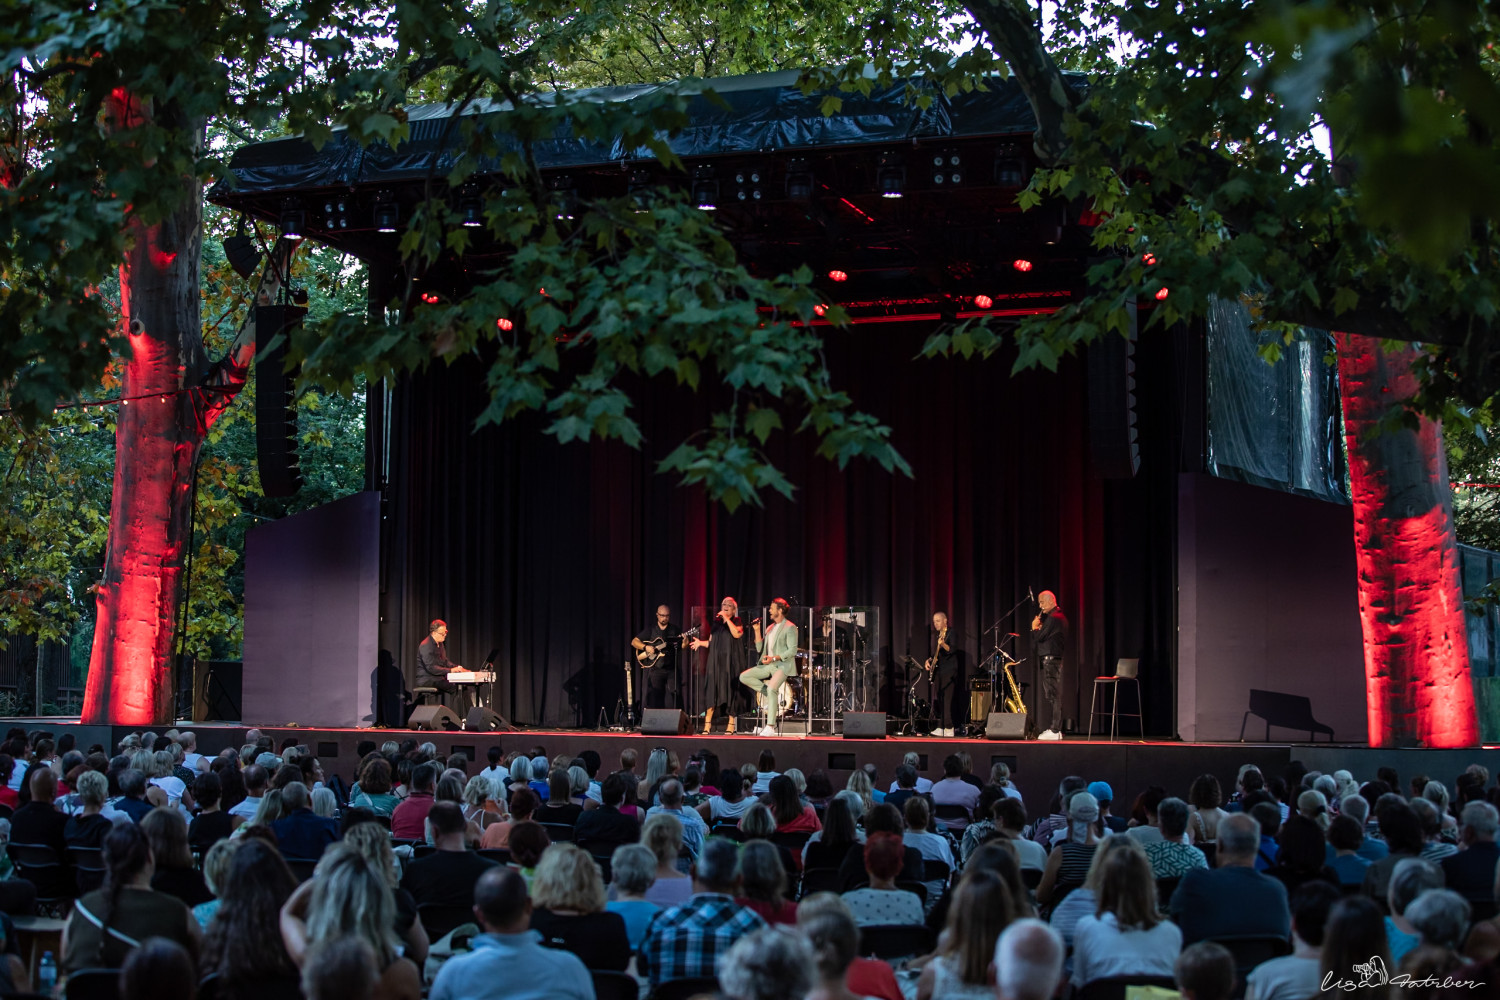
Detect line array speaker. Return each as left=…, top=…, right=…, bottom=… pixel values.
left=254, top=304, right=306, bottom=497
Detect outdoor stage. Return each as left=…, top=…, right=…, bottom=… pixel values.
left=27, top=719, right=1500, bottom=808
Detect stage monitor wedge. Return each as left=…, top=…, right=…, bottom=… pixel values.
left=408, top=704, right=461, bottom=731
left=986, top=712, right=1027, bottom=739
left=641, top=709, right=689, bottom=735
left=465, top=706, right=515, bottom=732
left=842, top=712, right=887, bottom=739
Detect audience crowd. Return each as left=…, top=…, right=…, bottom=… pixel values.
left=0, top=729, right=1496, bottom=1000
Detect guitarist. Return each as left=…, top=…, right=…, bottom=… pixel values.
left=632, top=605, right=684, bottom=710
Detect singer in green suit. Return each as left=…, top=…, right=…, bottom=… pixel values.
left=742, top=597, right=798, bottom=736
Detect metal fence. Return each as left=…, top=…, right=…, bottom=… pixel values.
left=0, top=635, right=86, bottom=716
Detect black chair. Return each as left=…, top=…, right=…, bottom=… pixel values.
left=710, top=822, right=744, bottom=842
left=69, top=846, right=106, bottom=895
left=389, top=838, right=423, bottom=850
left=859, top=924, right=935, bottom=961
left=1472, top=900, right=1500, bottom=922
left=1075, top=976, right=1178, bottom=1000
left=923, top=859, right=952, bottom=887
left=799, top=868, right=842, bottom=899
left=592, top=970, right=639, bottom=1000
left=895, top=880, right=928, bottom=904
left=1239, top=688, right=1334, bottom=742
left=578, top=846, right=615, bottom=882
left=411, top=844, right=438, bottom=859
left=0, top=804, right=14, bottom=821
left=418, top=902, right=478, bottom=940
left=7, top=843, right=71, bottom=905
left=197, top=973, right=222, bottom=1000
left=61, top=968, right=121, bottom=1000
left=771, top=831, right=813, bottom=856
left=1209, top=934, right=1293, bottom=984
left=1021, top=868, right=1044, bottom=889
left=283, top=858, right=318, bottom=883
left=477, top=848, right=511, bottom=865
left=934, top=804, right=972, bottom=827
left=650, top=977, right=720, bottom=1000
left=1199, top=843, right=1216, bottom=867
left=1154, top=877, right=1180, bottom=909
left=540, top=823, right=576, bottom=843
left=370, top=813, right=392, bottom=830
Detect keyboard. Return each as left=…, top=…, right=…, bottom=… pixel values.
left=447, top=670, right=496, bottom=684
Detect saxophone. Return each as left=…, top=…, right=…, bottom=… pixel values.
left=1002, top=657, right=1027, bottom=713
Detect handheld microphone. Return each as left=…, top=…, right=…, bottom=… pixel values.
left=751, top=617, right=763, bottom=626
left=1028, top=585, right=1034, bottom=601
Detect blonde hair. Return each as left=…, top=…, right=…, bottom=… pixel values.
left=783, top=768, right=806, bottom=795
left=306, top=846, right=400, bottom=966
left=740, top=802, right=778, bottom=839
left=202, top=839, right=241, bottom=895
left=844, top=771, right=874, bottom=815
left=463, top=775, right=493, bottom=807
left=530, top=843, right=607, bottom=913
left=342, top=823, right=400, bottom=888
left=1093, top=837, right=1160, bottom=931
left=1083, top=835, right=1141, bottom=894
left=641, top=813, right=684, bottom=867
left=249, top=787, right=286, bottom=827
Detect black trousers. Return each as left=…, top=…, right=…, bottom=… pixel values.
left=927, top=666, right=962, bottom=730
left=1038, top=656, right=1063, bottom=731
left=644, top=666, right=673, bottom=709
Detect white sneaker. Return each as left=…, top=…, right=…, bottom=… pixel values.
left=759, top=725, right=778, bottom=737
left=1038, top=729, right=1063, bottom=741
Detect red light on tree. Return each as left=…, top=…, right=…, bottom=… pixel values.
left=974, top=294, right=994, bottom=309
left=828, top=269, right=848, bottom=282
left=814, top=303, right=828, bottom=316
left=1142, top=252, right=1157, bottom=266
left=1155, top=287, right=1169, bottom=300
left=420, top=292, right=439, bottom=304
left=1012, top=259, right=1033, bottom=272
left=496, top=317, right=514, bottom=331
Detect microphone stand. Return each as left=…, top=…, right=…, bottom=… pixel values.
left=976, top=596, right=1031, bottom=732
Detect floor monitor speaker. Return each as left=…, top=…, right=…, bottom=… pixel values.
left=842, top=712, right=887, bottom=738
left=464, top=707, right=515, bottom=732
left=641, top=709, right=689, bottom=735
left=408, top=704, right=461, bottom=731
left=986, top=713, right=1027, bottom=739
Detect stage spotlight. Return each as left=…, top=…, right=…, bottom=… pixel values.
left=786, top=159, right=814, bottom=201
left=828, top=269, right=848, bottom=282
left=814, top=303, right=828, bottom=316
left=222, top=218, right=262, bottom=279
left=321, top=197, right=348, bottom=231
left=457, top=188, right=484, bottom=228
left=877, top=154, right=905, bottom=199
left=628, top=167, right=655, bottom=211
left=1155, top=287, right=1170, bottom=300
left=932, top=150, right=962, bottom=186
left=373, top=193, right=399, bottom=233
left=1012, top=258, right=1034, bottom=272
left=278, top=199, right=306, bottom=239
left=496, top=317, right=514, bottom=331
left=692, top=165, right=719, bottom=211
left=734, top=169, right=763, bottom=202
left=974, top=294, right=994, bottom=309
left=547, top=175, right=577, bottom=220
left=994, top=152, right=1027, bottom=188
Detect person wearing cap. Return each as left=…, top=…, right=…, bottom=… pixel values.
left=1088, top=781, right=1130, bottom=834
left=741, top=598, right=797, bottom=737
left=1036, top=792, right=1105, bottom=907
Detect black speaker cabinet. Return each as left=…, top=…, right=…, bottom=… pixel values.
left=842, top=712, right=887, bottom=738
left=986, top=712, right=1027, bottom=739
left=640, top=708, right=689, bottom=735
left=192, top=660, right=243, bottom=722
left=464, top=707, right=514, bottom=732
left=408, top=704, right=462, bottom=731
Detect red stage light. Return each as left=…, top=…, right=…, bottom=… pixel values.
left=814, top=303, right=828, bottom=316
left=1155, top=287, right=1169, bottom=300
left=1012, top=259, right=1033, bottom=272
left=974, top=294, right=994, bottom=310
left=1142, top=252, right=1157, bottom=266
left=420, top=292, right=439, bottom=304
left=828, top=269, right=848, bottom=282
left=496, top=317, right=514, bottom=331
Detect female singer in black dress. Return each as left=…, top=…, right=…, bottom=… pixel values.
left=690, top=596, right=748, bottom=734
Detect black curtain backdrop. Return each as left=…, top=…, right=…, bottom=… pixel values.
left=379, top=321, right=1192, bottom=732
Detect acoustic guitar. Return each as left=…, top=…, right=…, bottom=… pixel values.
left=636, top=625, right=699, bottom=668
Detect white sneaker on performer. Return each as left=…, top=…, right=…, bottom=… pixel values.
left=1038, top=729, right=1063, bottom=741
left=758, top=725, right=778, bottom=737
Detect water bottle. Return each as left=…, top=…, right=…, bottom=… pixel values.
left=38, top=950, right=56, bottom=992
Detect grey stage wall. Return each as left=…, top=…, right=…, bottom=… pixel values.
left=243, top=491, right=381, bottom=728
left=1177, top=473, right=1366, bottom=742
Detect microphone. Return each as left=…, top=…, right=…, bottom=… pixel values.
left=1028, top=585, right=1034, bottom=601
left=1007, top=632, right=1019, bottom=637
left=751, top=617, right=763, bottom=626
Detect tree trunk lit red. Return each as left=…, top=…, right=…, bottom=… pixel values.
left=1335, top=331, right=1477, bottom=748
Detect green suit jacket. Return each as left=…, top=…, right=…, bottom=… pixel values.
left=756, top=620, right=798, bottom=673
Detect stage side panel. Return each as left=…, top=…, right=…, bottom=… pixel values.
left=243, top=491, right=381, bottom=728
left=1177, top=473, right=1366, bottom=742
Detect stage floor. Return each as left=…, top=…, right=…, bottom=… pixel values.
left=24, top=719, right=1500, bottom=808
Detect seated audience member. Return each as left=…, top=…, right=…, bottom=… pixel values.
left=192, top=839, right=237, bottom=928
left=0, top=756, right=16, bottom=810
left=1143, top=796, right=1209, bottom=878
left=341, top=823, right=428, bottom=965
left=479, top=746, right=508, bottom=788
left=399, top=802, right=498, bottom=936
left=739, top=802, right=799, bottom=874
left=638, top=837, right=768, bottom=988
left=917, top=869, right=1016, bottom=1000
left=1091, top=782, right=1130, bottom=834
left=270, top=781, right=340, bottom=861
left=888, top=752, right=933, bottom=795
left=64, top=770, right=114, bottom=851
left=903, top=796, right=955, bottom=905
left=112, top=767, right=155, bottom=825
left=1071, top=838, right=1182, bottom=986
left=537, top=770, right=584, bottom=826
left=640, top=813, right=694, bottom=907
left=1169, top=812, right=1291, bottom=945
left=804, top=768, right=836, bottom=811
left=765, top=773, right=821, bottom=835
left=737, top=840, right=798, bottom=925
left=1246, top=880, right=1341, bottom=1000
left=301, top=936, right=378, bottom=1000
left=1267, top=814, right=1340, bottom=894
left=480, top=786, right=537, bottom=850
left=1036, top=792, right=1104, bottom=907
left=1175, top=941, right=1236, bottom=1000
left=992, top=798, right=1048, bottom=872
left=845, top=770, right=876, bottom=815
left=187, top=772, right=233, bottom=854
left=429, top=869, right=597, bottom=1000
left=798, top=893, right=904, bottom=1000
left=838, top=803, right=925, bottom=892
left=141, top=807, right=212, bottom=908
left=648, top=778, right=709, bottom=857
left=994, top=919, right=1066, bottom=1000
left=199, top=838, right=300, bottom=995
left=12, top=766, right=68, bottom=856
left=959, top=787, right=1004, bottom=859
left=719, top=926, right=816, bottom=1000
left=280, top=846, right=422, bottom=1000
left=432, top=773, right=481, bottom=845
left=929, top=755, right=981, bottom=831
left=1395, top=888, right=1470, bottom=988
left=227, top=765, right=267, bottom=827
left=885, top=765, right=924, bottom=814
left=1363, top=800, right=1424, bottom=901
left=1327, top=815, right=1373, bottom=889
left=460, top=775, right=498, bottom=830
left=1385, top=858, right=1444, bottom=965
left=1249, top=801, right=1282, bottom=870
left=527, top=756, right=551, bottom=800
left=1338, top=794, right=1388, bottom=863
left=527, top=842, right=631, bottom=970
left=506, top=820, right=551, bottom=888
left=574, top=773, right=639, bottom=850
left=750, top=750, right=780, bottom=795
left=119, top=938, right=197, bottom=1000
left=350, top=758, right=400, bottom=818
left=145, top=749, right=191, bottom=810
left=701, top=767, right=754, bottom=826
left=806, top=792, right=865, bottom=871
left=62, top=823, right=200, bottom=974
left=1411, top=797, right=1459, bottom=862
left=841, top=832, right=925, bottom=927
left=605, top=844, right=661, bottom=950
left=1188, top=774, right=1229, bottom=845
left=1127, top=786, right=1169, bottom=845
left=924, top=841, right=1034, bottom=940
left=1442, top=801, right=1500, bottom=909
left=389, top=762, right=439, bottom=839
left=1032, top=777, right=1088, bottom=846
left=1322, top=896, right=1392, bottom=993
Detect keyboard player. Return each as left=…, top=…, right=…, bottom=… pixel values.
left=417, top=619, right=465, bottom=713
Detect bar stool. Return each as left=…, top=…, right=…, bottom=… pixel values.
left=1087, top=658, right=1142, bottom=739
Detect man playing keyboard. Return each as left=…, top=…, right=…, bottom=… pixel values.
left=418, top=619, right=465, bottom=713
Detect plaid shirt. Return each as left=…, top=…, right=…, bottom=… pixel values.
left=639, top=892, right=767, bottom=987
